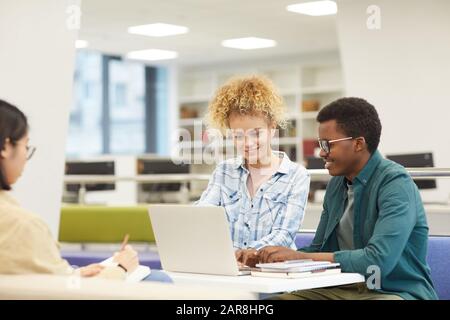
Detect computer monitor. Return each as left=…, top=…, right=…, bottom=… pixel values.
left=306, top=157, right=326, bottom=170
left=137, top=159, right=190, bottom=192
left=306, top=156, right=328, bottom=191
left=65, top=161, right=115, bottom=192
left=386, top=153, right=436, bottom=189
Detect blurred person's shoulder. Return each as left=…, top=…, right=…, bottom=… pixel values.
left=0, top=191, right=50, bottom=234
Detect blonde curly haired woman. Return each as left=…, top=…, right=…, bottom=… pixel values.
left=196, top=75, right=310, bottom=267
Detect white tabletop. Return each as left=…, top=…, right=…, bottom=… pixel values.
left=0, top=274, right=256, bottom=300
left=164, top=271, right=365, bottom=294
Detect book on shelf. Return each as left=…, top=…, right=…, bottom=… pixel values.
left=303, top=139, right=319, bottom=157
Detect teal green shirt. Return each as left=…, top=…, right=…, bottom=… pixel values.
left=300, top=150, right=438, bottom=300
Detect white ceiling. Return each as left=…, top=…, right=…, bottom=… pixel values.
left=79, top=0, right=339, bottom=66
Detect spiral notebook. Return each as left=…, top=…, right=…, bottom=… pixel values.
left=254, top=260, right=340, bottom=273
left=100, top=257, right=151, bottom=283
left=251, top=268, right=341, bottom=279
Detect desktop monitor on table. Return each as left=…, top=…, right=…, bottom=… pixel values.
left=386, top=152, right=436, bottom=189
left=65, top=161, right=116, bottom=192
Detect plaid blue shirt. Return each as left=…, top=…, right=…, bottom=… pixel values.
left=196, top=152, right=310, bottom=250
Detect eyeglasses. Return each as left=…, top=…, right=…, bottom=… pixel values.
left=26, top=145, right=36, bottom=160
left=318, top=137, right=353, bottom=154
left=229, top=129, right=265, bottom=142
left=8, top=139, right=36, bottom=160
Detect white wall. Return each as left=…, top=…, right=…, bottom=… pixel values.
left=336, top=0, right=450, bottom=202
left=0, top=0, right=78, bottom=235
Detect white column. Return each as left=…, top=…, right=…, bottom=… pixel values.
left=336, top=0, right=450, bottom=202
left=0, top=0, right=79, bottom=235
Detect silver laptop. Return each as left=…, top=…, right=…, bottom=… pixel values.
left=149, top=205, right=250, bottom=276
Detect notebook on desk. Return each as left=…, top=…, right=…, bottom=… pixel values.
left=251, top=260, right=341, bottom=278
left=255, top=260, right=340, bottom=271
left=100, top=257, right=151, bottom=283
left=251, top=268, right=341, bottom=279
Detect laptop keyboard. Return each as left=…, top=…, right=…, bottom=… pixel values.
left=238, top=266, right=251, bottom=276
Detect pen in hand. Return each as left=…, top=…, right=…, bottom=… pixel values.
left=120, top=233, right=130, bottom=251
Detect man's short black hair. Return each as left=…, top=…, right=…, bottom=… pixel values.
left=316, top=97, right=382, bottom=154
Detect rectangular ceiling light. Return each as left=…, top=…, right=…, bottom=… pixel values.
left=75, top=40, right=88, bottom=49
left=287, top=1, right=337, bottom=16
left=221, top=37, right=277, bottom=50
left=128, top=23, right=189, bottom=37
left=126, top=49, right=178, bottom=61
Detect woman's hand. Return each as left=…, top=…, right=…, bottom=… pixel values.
left=113, top=245, right=139, bottom=273
left=78, top=263, right=105, bottom=277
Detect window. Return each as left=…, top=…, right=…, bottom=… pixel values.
left=156, top=67, right=169, bottom=155
left=109, top=59, right=145, bottom=154
left=67, top=51, right=168, bottom=157
left=66, top=51, right=103, bottom=157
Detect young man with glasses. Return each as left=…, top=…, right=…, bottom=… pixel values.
left=257, top=97, right=437, bottom=300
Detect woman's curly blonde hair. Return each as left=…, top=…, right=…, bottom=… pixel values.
left=206, top=75, right=287, bottom=130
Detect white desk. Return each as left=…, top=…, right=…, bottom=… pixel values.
left=164, top=271, right=365, bottom=294
left=0, top=274, right=256, bottom=300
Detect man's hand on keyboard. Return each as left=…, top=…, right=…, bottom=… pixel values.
left=235, top=248, right=259, bottom=267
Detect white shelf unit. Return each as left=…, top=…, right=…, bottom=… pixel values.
left=176, top=61, right=345, bottom=196
left=300, top=64, right=345, bottom=143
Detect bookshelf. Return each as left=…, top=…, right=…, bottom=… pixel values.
left=176, top=61, right=345, bottom=197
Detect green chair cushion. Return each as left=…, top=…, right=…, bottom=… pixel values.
left=59, top=205, right=155, bottom=243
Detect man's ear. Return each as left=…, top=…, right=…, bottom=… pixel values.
left=354, top=137, right=367, bottom=152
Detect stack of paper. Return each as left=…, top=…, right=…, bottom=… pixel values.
left=251, top=260, right=341, bottom=279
